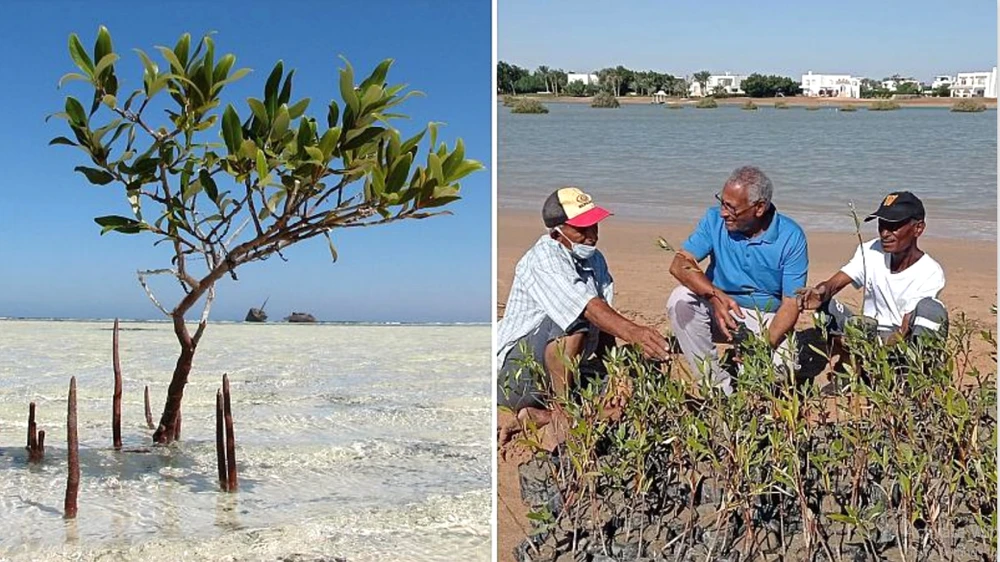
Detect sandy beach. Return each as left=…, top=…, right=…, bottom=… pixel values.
left=506, top=94, right=998, bottom=109
left=496, top=208, right=997, bottom=562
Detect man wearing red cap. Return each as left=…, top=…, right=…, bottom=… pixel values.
left=498, top=187, right=669, bottom=425
left=797, top=191, right=947, bottom=345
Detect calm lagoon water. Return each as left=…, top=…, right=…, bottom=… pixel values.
left=499, top=102, right=997, bottom=240
left=0, top=320, right=490, bottom=561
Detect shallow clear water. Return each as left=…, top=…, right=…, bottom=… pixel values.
left=0, top=320, right=490, bottom=561
left=499, top=103, right=997, bottom=240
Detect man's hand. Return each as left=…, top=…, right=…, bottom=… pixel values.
left=624, top=325, right=669, bottom=361
left=795, top=284, right=828, bottom=311
left=709, top=291, right=744, bottom=341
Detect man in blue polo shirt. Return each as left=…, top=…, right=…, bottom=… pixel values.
left=667, top=165, right=808, bottom=393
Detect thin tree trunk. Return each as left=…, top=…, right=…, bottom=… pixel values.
left=173, top=408, right=181, bottom=441
left=216, top=389, right=227, bottom=491
left=37, top=430, right=45, bottom=459
left=27, top=402, right=36, bottom=451
left=113, top=318, right=122, bottom=450
left=144, top=385, right=153, bottom=429
left=223, top=373, right=238, bottom=491
left=152, top=313, right=197, bottom=443
left=65, top=377, right=79, bottom=519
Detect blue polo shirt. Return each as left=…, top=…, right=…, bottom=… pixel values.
left=681, top=206, right=808, bottom=313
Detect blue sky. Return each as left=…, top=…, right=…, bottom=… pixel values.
left=499, top=0, right=997, bottom=81
left=0, top=1, right=491, bottom=323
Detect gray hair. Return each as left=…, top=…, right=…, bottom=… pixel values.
left=725, top=166, right=773, bottom=205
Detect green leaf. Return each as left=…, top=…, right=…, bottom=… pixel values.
left=278, top=69, right=295, bottom=106
left=327, top=101, right=340, bottom=128
left=360, top=59, right=393, bottom=91
left=101, top=94, right=117, bottom=109
left=338, top=57, right=359, bottom=115
left=213, top=53, right=235, bottom=84
left=271, top=104, right=290, bottom=140
left=287, top=98, right=310, bottom=120
left=93, top=53, right=119, bottom=79
left=134, top=48, right=158, bottom=79
left=428, top=121, right=441, bottom=151
left=58, top=72, right=89, bottom=89
left=68, top=33, right=94, bottom=76
left=304, top=146, right=325, bottom=163
left=74, top=166, right=114, bottom=185
left=256, top=149, right=268, bottom=181
left=264, top=61, right=284, bottom=111
left=399, top=128, right=426, bottom=155
left=427, top=153, right=444, bottom=183
left=386, top=152, right=412, bottom=193
left=64, top=97, right=87, bottom=127
left=342, top=126, right=385, bottom=151
left=93, top=26, right=113, bottom=67
left=94, top=215, right=146, bottom=234
left=447, top=159, right=484, bottom=182
left=199, top=169, right=219, bottom=202
left=360, top=85, right=383, bottom=109
left=49, top=136, right=78, bottom=147
left=247, top=97, right=270, bottom=123
left=239, top=139, right=258, bottom=160
left=173, top=33, right=191, bottom=68
left=323, top=231, right=338, bottom=263
left=296, top=117, right=314, bottom=151
left=221, top=104, right=242, bottom=155
left=155, top=45, right=184, bottom=74
left=318, top=127, right=341, bottom=159
left=441, top=138, right=465, bottom=179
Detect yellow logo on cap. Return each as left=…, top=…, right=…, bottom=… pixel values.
left=884, top=194, right=898, bottom=206
left=576, top=193, right=592, bottom=206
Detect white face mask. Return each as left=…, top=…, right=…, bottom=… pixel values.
left=555, top=227, right=597, bottom=260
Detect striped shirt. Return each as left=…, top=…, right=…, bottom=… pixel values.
left=497, top=234, right=614, bottom=364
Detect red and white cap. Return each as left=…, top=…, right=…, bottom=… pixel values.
left=542, top=187, right=613, bottom=228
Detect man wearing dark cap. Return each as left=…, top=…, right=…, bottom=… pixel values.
left=497, top=187, right=669, bottom=424
left=797, top=191, right=947, bottom=344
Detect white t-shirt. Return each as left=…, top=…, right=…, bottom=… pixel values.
left=840, top=239, right=945, bottom=331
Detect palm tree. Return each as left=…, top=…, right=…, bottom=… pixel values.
left=537, top=65, right=551, bottom=93
left=693, top=70, right=711, bottom=97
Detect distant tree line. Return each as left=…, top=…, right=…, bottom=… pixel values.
left=499, top=62, right=950, bottom=99
left=497, top=62, right=689, bottom=97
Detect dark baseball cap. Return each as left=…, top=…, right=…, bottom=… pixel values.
left=864, top=191, right=925, bottom=223
left=542, top=187, right=612, bottom=228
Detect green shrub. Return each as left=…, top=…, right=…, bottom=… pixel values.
left=666, top=102, right=685, bottom=109
left=501, top=95, right=519, bottom=107
left=590, top=91, right=620, bottom=108
left=774, top=101, right=789, bottom=109
left=506, top=305, right=997, bottom=562
left=839, top=105, right=858, bottom=112
left=510, top=98, right=549, bottom=114
left=694, top=97, right=718, bottom=109
left=805, top=105, right=822, bottom=111
left=869, top=100, right=901, bottom=111
left=952, top=99, right=988, bottom=113
left=741, top=99, right=758, bottom=110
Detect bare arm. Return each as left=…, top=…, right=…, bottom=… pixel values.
left=768, top=296, right=801, bottom=348
left=582, top=297, right=668, bottom=360
left=669, top=250, right=745, bottom=339
left=796, top=271, right=855, bottom=311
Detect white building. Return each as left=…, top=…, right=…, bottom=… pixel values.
left=688, top=72, right=746, bottom=97
left=931, top=75, right=955, bottom=90
left=951, top=68, right=998, bottom=98
left=566, top=72, right=599, bottom=86
left=800, top=71, right=861, bottom=98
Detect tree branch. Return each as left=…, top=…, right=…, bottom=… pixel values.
left=137, top=269, right=173, bottom=317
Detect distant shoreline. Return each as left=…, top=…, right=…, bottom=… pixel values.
left=503, top=94, right=998, bottom=109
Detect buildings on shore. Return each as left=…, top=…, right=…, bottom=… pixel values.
left=951, top=68, right=998, bottom=98
left=562, top=66, right=997, bottom=99
left=800, top=72, right=862, bottom=98
left=688, top=72, right=746, bottom=97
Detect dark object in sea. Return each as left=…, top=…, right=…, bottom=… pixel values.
left=285, top=312, right=317, bottom=323
left=245, top=297, right=269, bottom=322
